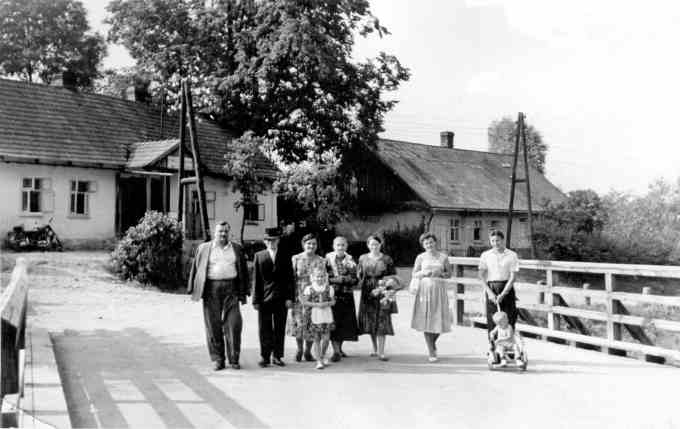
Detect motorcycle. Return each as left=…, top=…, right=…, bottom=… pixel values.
left=6, top=217, right=63, bottom=251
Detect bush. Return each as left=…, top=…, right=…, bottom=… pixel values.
left=110, top=211, right=183, bottom=289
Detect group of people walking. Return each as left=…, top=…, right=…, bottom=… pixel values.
left=188, top=221, right=519, bottom=371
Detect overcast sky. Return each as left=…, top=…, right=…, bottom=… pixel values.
left=83, top=0, right=680, bottom=195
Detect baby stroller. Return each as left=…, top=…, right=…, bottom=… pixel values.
left=486, top=303, right=528, bottom=371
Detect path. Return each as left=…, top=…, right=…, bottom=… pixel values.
left=18, top=252, right=680, bottom=428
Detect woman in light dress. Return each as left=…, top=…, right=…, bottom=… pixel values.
left=410, top=232, right=452, bottom=362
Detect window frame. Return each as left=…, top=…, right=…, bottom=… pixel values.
left=244, top=202, right=265, bottom=224
left=472, top=219, right=483, bottom=243
left=449, top=218, right=461, bottom=243
left=69, top=179, right=93, bottom=217
left=21, top=177, right=44, bottom=214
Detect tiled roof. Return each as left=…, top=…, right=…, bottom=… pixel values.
left=126, top=139, right=178, bottom=169
left=372, top=139, right=565, bottom=211
left=0, top=78, right=277, bottom=178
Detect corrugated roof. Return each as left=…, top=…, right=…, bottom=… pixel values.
left=372, top=139, right=565, bottom=211
left=0, top=78, right=277, bottom=178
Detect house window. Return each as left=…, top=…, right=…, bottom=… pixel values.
left=473, top=220, right=483, bottom=242
left=206, top=191, right=216, bottom=220
left=244, top=203, right=265, bottom=222
left=22, top=178, right=51, bottom=213
left=449, top=219, right=460, bottom=242
left=70, top=180, right=95, bottom=216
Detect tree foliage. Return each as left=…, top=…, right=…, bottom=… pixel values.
left=93, top=66, right=153, bottom=102
left=0, top=0, right=106, bottom=88
left=487, top=116, right=548, bottom=173
left=106, top=0, right=409, bottom=164
left=223, top=131, right=268, bottom=243
left=533, top=181, right=680, bottom=265
left=274, top=162, right=349, bottom=230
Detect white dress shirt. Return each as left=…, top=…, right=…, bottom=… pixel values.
left=207, top=241, right=238, bottom=280
left=479, top=248, right=519, bottom=281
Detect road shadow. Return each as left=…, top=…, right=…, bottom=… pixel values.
left=52, top=328, right=270, bottom=429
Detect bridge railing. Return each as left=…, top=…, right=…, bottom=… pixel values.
left=0, top=258, right=28, bottom=425
left=445, top=256, right=680, bottom=363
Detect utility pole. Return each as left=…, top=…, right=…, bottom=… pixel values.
left=176, top=79, right=211, bottom=242
left=506, top=112, right=536, bottom=258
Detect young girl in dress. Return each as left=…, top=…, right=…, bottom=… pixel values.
left=302, top=266, right=336, bottom=369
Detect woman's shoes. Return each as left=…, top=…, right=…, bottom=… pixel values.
left=330, top=353, right=341, bottom=362
left=378, top=355, right=389, bottom=361
left=428, top=356, right=438, bottom=363
left=369, top=352, right=378, bottom=357
left=340, top=351, right=348, bottom=358
left=295, top=350, right=303, bottom=362
left=322, top=357, right=330, bottom=366
left=315, top=361, right=324, bottom=370
left=304, top=351, right=315, bottom=362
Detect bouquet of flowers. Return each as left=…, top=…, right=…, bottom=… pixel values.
left=372, top=277, right=400, bottom=310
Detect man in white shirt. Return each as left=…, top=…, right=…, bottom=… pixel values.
left=478, top=230, right=520, bottom=345
left=188, top=221, right=249, bottom=370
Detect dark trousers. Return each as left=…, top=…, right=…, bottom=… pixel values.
left=485, top=280, right=518, bottom=338
left=203, top=279, right=242, bottom=364
left=257, top=301, right=287, bottom=361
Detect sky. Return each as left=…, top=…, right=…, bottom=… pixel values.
left=83, top=0, right=680, bottom=195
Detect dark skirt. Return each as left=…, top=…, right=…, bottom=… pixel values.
left=357, top=291, right=395, bottom=336
left=330, top=291, right=359, bottom=342
left=485, top=280, right=518, bottom=334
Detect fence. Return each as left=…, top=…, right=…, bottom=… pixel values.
left=0, top=258, right=28, bottom=426
left=447, top=256, right=680, bottom=364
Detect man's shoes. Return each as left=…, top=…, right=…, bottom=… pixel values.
left=304, top=351, right=314, bottom=362
left=295, top=350, right=303, bottom=362
left=230, top=363, right=241, bottom=370
left=330, top=353, right=341, bottom=362
left=258, top=359, right=270, bottom=368
left=272, top=357, right=285, bottom=367
left=340, top=351, right=348, bottom=358
left=214, top=360, right=226, bottom=371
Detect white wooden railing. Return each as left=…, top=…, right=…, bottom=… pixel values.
left=445, top=256, right=680, bottom=363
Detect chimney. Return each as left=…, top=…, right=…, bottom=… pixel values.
left=61, top=70, right=78, bottom=90
left=440, top=131, right=454, bottom=148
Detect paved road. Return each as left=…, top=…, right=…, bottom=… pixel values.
left=21, top=252, right=680, bottom=429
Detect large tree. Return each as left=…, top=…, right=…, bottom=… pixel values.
left=487, top=116, right=548, bottom=173
left=106, top=0, right=409, bottom=165
left=0, top=0, right=106, bottom=88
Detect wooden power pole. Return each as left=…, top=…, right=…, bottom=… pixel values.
left=176, top=79, right=211, bottom=242
left=506, top=112, right=537, bottom=258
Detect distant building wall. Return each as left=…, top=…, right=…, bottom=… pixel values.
left=0, top=163, right=117, bottom=247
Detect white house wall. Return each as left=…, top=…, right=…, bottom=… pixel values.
left=167, top=175, right=277, bottom=243
left=0, top=163, right=117, bottom=246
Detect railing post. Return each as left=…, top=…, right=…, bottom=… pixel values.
left=546, top=270, right=560, bottom=331
left=453, top=264, right=465, bottom=326
left=537, top=279, right=546, bottom=304
left=583, top=283, right=591, bottom=306
left=605, top=272, right=625, bottom=356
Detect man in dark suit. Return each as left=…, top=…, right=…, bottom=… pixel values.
left=188, top=221, right=249, bottom=370
left=252, top=227, right=294, bottom=367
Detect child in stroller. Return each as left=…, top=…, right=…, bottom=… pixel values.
left=487, top=307, right=527, bottom=370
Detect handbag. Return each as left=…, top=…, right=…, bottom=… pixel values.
left=408, top=277, right=420, bottom=295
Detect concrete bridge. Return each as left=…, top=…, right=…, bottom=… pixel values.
left=4, top=252, right=680, bottom=428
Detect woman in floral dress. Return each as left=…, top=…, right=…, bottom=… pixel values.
left=286, top=233, right=326, bottom=362
left=357, top=235, right=401, bottom=361
left=326, top=236, right=359, bottom=362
